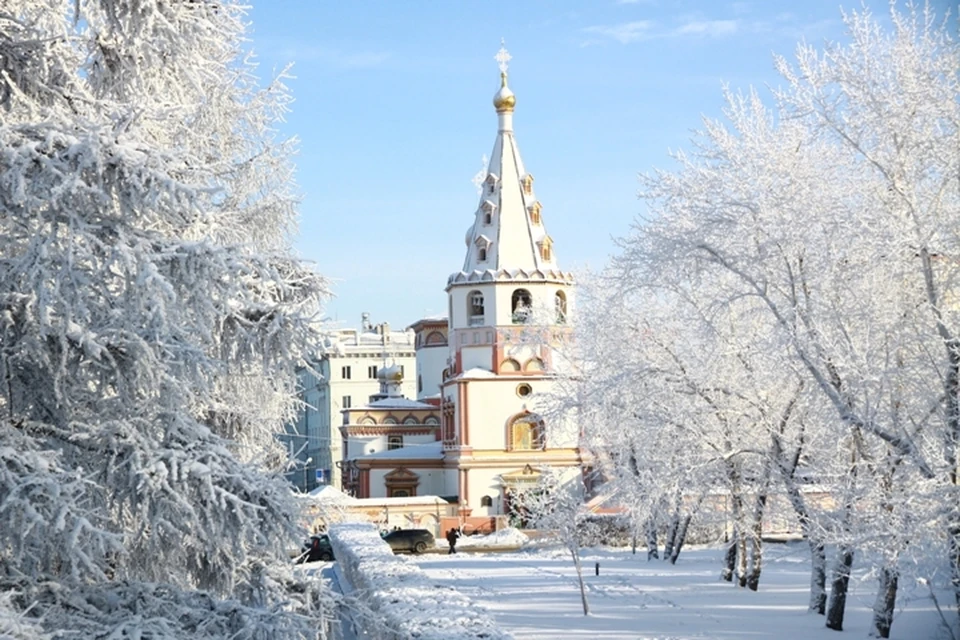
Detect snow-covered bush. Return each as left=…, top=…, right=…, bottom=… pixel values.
left=329, top=523, right=513, bottom=640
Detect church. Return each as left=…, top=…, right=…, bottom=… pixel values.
left=339, top=46, right=585, bottom=526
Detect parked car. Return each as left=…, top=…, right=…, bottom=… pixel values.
left=381, top=529, right=435, bottom=555
left=296, top=534, right=334, bottom=563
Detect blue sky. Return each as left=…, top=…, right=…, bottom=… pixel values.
left=245, top=0, right=904, bottom=330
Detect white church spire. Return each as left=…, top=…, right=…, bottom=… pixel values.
left=459, top=43, right=557, bottom=275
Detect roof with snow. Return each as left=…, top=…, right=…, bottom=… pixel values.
left=361, top=397, right=435, bottom=411
left=306, top=484, right=356, bottom=503
left=351, top=494, right=450, bottom=507
left=449, top=367, right=497, bottom=380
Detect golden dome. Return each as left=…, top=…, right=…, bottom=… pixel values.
left=493, top=72, right=516, bottom=112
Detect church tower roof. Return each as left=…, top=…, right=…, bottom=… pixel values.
left=457, top=43, right=561, bottom=277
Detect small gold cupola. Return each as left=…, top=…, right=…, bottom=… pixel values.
left=493, top=72, right=516, bottom=112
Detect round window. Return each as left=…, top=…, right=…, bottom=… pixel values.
left=516, top=383, right=533, bottom=398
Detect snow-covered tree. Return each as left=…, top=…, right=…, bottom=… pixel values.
left=603, top=3, right=960, bottom=636
left=512, top=468, right=592, bottom=616
left=0, top=0, right=331, bottom=636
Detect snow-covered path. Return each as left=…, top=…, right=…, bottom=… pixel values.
left=414, top=543, right=951, bottom=639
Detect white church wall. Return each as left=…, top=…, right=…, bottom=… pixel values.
left=500, top=343, right=538, bottom=368
left=415, top=469, right=445, bottom=496
left=467, top=469, right=505, bottom=516
left=464, top=381, right=525, bottom=450
left=416, top=345, right=446, bottom=399
left=460, top=345, right=491, bottom=372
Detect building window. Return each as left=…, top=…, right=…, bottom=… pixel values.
left=342, top=395, right=352, bottom=408
left=390, top=488, right=411, bottom=498
left=511, top=289, right=532, bottom=324
left=368, top=365, right=378, bottom=379
left=517, top=383, right=532, bottom=398
left=539, top=237, right=552, bottom=261
left=529, top=202, right=541, bottom=224
left=481, top=495, right=493, bottom=507
left=388, top=435, right=403, bottom=450
left=400, top=365, right=405, bottom=376
left=508, top=413, right=545, bottom=451
left=468, top=290, right=484, bottom=326
left=484, top=212, right=492, bottom=225
left=341, top=366, right=351, bottom=379
left=522, top=174, right=534, bottom=194
left=524, top=357, right=545, bottom=372
left=478, top=247, right=487, bottom=261
left=418, top=375, right=423, bottom=393
left=555, top=290, right=567, bottom=324
left=501, top=358, right=521, bottom=372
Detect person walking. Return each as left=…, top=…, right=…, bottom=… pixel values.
left=446, top=528, right=460, bottom=554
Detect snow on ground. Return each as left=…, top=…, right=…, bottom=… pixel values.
left=414, top=543, right=952, bottom=639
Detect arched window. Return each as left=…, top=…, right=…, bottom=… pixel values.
left=500, top=358, right=521, bottom=372
left=511, top=289, right=532, bottom=324
left=507, top=412, right=545, bottom=451
left=480, top=495, right=493, bottom=507
left=425, top=331, right=447, bottom=346
left=524, top=358, right=545, bottom=372
left=468, top=290, right=484, bottom=326
left=484, top=211, right=492, bottom=225
left=555, top=290, right=567, bottom=324
left=478, top=247, right=487, bottom=262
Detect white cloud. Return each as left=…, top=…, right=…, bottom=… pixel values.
left=674, top=19, right=739, bottom=37
left=583, top=20, right=654, bottom=44
left=265, top=42, right=392, bottom=70
left=583, top=18, right=741, bottom=45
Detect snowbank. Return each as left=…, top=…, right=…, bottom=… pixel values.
left=441, top=528, right=529, bottom=549
left=328, top=523, right=512, bottom=640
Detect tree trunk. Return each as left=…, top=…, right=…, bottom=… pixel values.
left=736, top=534, right=748, bottom=588
left=825, top=546, right=855, bottom=631
left=669, top=515, right=692, bottom=564
left=646, top=519, right=659, bottom=560
left=663, top=514, right=678, bottom=562
left=746, top=482, right=769, bottom=591
left=809, top=539, right=827, bottom=615
left=869, top=565, right=898, bottom=638
left=746, top=534, right=763, bottom=591
left=950, top=523, right=960, bottom=619
left=571, top=549, right=590, bottom=616
left=721, top=535, right=737, bottom=582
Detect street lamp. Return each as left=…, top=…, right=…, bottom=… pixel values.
left=302, top=457, right=312, bottom=492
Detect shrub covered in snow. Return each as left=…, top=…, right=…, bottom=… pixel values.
left=329, top=523, right=513, bottom=640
